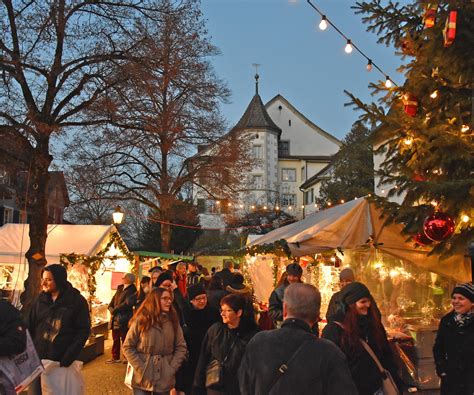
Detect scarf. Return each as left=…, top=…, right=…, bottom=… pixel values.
left=453, top=311, right=473, bottom=327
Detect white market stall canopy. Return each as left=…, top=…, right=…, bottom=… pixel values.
left=249, top=198, right=470, bottom=282
left=0, top=224, right=121, bottom=264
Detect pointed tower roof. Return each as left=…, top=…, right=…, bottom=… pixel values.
left=231, top=74, right=281, bottom=136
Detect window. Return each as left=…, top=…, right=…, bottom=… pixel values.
left=252, top=175, right=263, bottom=189
left=281, top=194, right=296, bottom=206
left=0, top=167, right=9, bottom=185
left=311, top=188, right=314, bottom=203
left=304, top=189, right=314, bottom=204
left=278, top=141, right=290, bottom=157
left=3, top=208, right=13, bottom=224
left=281, top=168, right=296, bottom=182
left=301, top=167, right=305, bottom=181
left=252, top=145, right=263, bottom=159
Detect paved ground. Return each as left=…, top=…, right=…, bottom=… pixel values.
left=83, top=338, right=129, bottom=395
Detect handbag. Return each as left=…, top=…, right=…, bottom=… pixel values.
left=124, top=362, right=134, bottom=390
left=205, top=337, right=237, bottom=388
left=360, top=339, right=400, bottom=395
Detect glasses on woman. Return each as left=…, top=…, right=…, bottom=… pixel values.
left=194, top=295, right=207, bottom=302
left=220, top=308, right=234, bottom=314
left=160, top=296, right=172, bottom=302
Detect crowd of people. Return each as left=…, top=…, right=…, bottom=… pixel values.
left=0, top=261, right=473, bottom=395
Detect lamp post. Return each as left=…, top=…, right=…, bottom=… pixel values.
left=112, top=206, right=124, bottom=226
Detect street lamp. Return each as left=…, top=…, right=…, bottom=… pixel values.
left=112, top=206, right=124, bottom=225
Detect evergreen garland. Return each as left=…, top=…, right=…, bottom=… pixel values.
left=60, top=231, right=135, bottom=298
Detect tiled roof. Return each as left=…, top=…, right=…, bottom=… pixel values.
left=231, top=94, right=281, bottom=135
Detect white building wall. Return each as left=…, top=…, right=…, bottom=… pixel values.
left=266, top=98, right=340, bottom=156
left=374, top=141, right=405, bottom=204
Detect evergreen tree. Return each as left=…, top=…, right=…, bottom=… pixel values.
left=347, top=1, right=473, bottom=256
left=316, top=120, right=374, bottom=208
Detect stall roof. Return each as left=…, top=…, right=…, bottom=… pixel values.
left=249, top=198, right=470, bottom=282
left=133, top=251, right=194, bottom=261
left=0, top=224, right=120, bottom=264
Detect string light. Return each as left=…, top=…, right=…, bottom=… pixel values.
left=306, top=0, right=398, bottom=87
left=430, top=90, right=438, bottom=99
left=263, top=205, right=267, bottom=210
left=275, top=205, right=280, bottom=210
left=344, top=39, right=353, bottom=54
left=288, top=206, right=293, bottom=210
left=327, top=202, right=332, bottom=206
left=461, top=124, right=470, bottom=133
left=403, top=136, right=413, bottom=146
left=385, top=76, right=392, bottom=88
left=461, top=215, right=470, bottom=223
left=216, top=201, right=220, bottom=205
left=366, top=59, right=373, bottom=71
left=340, top=199, right=345, bottom=204
left=239, top=204, right=244, bottom=209
left=227, top=202, right=232, bottom=207
left=301, top=205, right=305, bottom=209
left=319, top=15, right=328, bottom=30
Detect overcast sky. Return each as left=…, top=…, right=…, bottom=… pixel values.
left=201, top=0, right=404, bottom=140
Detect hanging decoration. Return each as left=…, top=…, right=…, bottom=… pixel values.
left=400, top=33, right=417, bottom=56
left=423, top=212, right=455, bottom=242
left=423, top=3, right=438, bottom=28
left=402, top=93, right=419, bottom=117
left=413, top=232, right=433, bottom=246
left=245, top=239, right=292, bottom=258
left=443, top=10, right=457, bottom=47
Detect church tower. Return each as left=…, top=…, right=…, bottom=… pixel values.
left=231, top=73, right=281, bottom=206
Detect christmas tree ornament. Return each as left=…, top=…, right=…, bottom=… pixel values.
left=400, top=34, right=416, bottom=56
left=403, top=93, right=418, bottom=116
left=423, top=212, right=455, bottom=241
left=443, top=11, right=457, bottom=47
left=413, top=232, right=433, bottom=246
left=423, top=4, right=438, bottom=28
left=412, top=172, right=426, bottom=182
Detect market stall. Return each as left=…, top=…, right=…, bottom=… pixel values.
left=0, top=224, right=135, bottom=361
left=246, top=197, right=471, bottom=390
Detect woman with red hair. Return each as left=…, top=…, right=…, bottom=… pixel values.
left=123, top=287, right=187, bottom=395
left=322, top=282, right=402, bottom=395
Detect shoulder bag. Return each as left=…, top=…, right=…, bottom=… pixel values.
left=205, top=337, right=237, bottom=388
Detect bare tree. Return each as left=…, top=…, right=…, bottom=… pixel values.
left=70, top=1, right=254, bottom=252
left=0, top=0, right=176, bottom=311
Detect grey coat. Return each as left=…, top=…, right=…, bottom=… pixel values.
left=123, top=315, right=187, bottom=392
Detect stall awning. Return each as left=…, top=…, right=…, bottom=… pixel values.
left=249, top=198, right=470, bottom=282
left=132, top=251, right=194, bottom=261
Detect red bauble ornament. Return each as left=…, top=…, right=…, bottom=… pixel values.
left=403, top=93, right=418, bottom=117
left=423, top=3, right=438, bottom=28
left=443, top=11, right=457, bottom=47
left=413, top=232, right=433, bottom=246
left=423, top=212, right=455, bottom=242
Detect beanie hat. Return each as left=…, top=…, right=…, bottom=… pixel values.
left=286, top=263, right=303, bottom=277
left=339, top=267, right=355, bottom=282
left=155, top=271, right=174, bottom=288
left=188, top=284, right=206, bottom=301
left=43, top=264, right=68, bottom=291
left=451, top=282, right=474, bottom=302
left=341, top=282, right=372, bottom=306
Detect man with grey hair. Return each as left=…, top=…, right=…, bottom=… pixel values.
left=238, top=283, right=357, bottom=394
left=107, top=272, right=137, bottom=363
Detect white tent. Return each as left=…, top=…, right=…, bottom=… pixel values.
left=249, top=198, right=470, bottom=282
left=0, top=224, right=132, bottom=304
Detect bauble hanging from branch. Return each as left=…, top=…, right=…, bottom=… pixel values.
left=403, top=93, right=419, bottom=117
left=423, top=211, right=455, bottom=242
left=423, top=3, right=438, bottom=28
left=443, top=10, right=457, bottom=47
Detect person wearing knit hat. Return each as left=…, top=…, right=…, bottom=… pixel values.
left=326, top=267, right=356, bottom=321
left=434, top=282, right=474, bottom=395
left=187, top=284, right=206, bottom=302
left=268, top=263, right=303, bottom=328
left=27, top=264, right=91, bottom=393
left=322, top=282, right=403, bottom=395
left=154, top=270, right=174, bottom=289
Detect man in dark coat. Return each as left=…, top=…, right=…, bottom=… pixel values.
left=268, top=263, right=302, bottom=327
left=0, top=300, right=27, bottom=394
left=238, top=283, right=357, bottom=395
left=28, top=264, right=90, bottom=395
left=214, top=260, right=235, bottom=288
left=326, top=267, right=355, bottom=321
left=107, top=272, right=137, bottom=363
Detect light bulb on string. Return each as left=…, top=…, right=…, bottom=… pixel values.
left=319, top=15, right=328, bottom=30
left=403, top=136, right=413, bottom=146
left=366, top=59, right=373, bottom=71
left=430, top=90, right=438, bottom=99
left=461, top=215, right=470, bottom=223
left=344, top=39, right=353, bottom=54
left=461, top=124, right=470, bottom=133
left=385, top=76, right=392, bottom=88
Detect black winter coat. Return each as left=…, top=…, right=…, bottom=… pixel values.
left=238, top=318, right=357, bottom=395
left=194, top=321, right=258, bottom=395
left=0, top=300, right=26, bottom=357
left=109, top=283, right=137, bottom=330
left=322, top=311, right=401, bottom=395
left=175, top=303, right=220, bottom=393
left=433, top=311, right=474, bottom=395
left=268, top=284, right=286, bottom=324
left=207, top=289, right=227, bottom=312
left=214, top=269, right=234, bottom=288
left=28, top=282, right=90, bottom=367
